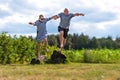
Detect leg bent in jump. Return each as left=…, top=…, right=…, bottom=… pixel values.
left=43, top=38, right=49, bottom=52
left=37, top=42, right=41, bottom=60
left=59, top=31, right=64, bottom=48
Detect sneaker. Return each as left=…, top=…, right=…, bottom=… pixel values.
left=39, top=55, right=46, bottom=61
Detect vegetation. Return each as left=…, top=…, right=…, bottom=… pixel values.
left=0, top=32, right=120, bottom=64
left=48, top=33, right=120, bottom=50
left=0, top=32, right=120, bottom=79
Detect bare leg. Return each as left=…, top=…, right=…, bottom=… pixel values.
left=43, top=38, right=48, bottom=52
left=37, top=42, right=41, bottom=60
left=63, top=38, right=66, bottom=47
left=59, top=31, right=64, bottom=51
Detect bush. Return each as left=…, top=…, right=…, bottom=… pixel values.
left=0, top=33, right=120, bottom=64
left=84, top=49, right=120, bottom=63
left=64, top=49, right=84, bottom=62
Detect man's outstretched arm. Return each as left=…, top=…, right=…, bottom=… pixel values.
left=73, top=13, right=85, bottom=16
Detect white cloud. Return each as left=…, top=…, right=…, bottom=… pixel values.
left=96, top=19, right=120, bottom=30
left=0, top=13, right=29, bottom=28
left=26, top=0, right=61, bottom=12
left=0, top=4, right=10, bottom=12
left=71, top=21, right=90, bottom=33
left=0, top=0, right=120, bottom=38
left=72, top=18, right=120, bottom=31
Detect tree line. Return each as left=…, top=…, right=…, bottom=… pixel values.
left=47, top=33, right=120, bottom=50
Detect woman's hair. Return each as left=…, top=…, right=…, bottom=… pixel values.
left=39, top=14, right=43, bottom=19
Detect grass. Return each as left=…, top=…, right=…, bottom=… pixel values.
left=0, top=63, right=120, bottom=80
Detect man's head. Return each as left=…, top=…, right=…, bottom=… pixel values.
left=39, top=14, right=44, bottom=22
left=64, top=8, right=69, bottom=15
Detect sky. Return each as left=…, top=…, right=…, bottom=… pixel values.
left=0, top=0, right=120, bottom=38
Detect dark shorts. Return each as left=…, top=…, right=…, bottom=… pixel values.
left=58, top=26, right=69, bottom=39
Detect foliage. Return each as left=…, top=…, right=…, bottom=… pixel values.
left=0, top=32, right=120, bottom=64
left=84, top=49, right=120, bottom=63
left=0, top=32, right=37, bottom=64
left=48, top=33, right=120, bottom=50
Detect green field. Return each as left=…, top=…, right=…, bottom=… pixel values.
left=0, top=33, right=120, bottom=80
left=0, top=63, right=120, bottom=80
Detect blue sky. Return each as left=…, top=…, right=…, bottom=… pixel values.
left=0, top=0, right=120, bottom=38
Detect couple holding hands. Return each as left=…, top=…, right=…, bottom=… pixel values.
left=29, top=8, right=84, bottom=61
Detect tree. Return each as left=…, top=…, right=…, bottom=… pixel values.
left=48, top=35, right=58, bottom=46
left=78, top=33, right=90, bottom=49
left=89, top=37, right=101, bottom=49
left=65, top=34, right=72, bottom=49
left=72, top=33, right=79, bottom=49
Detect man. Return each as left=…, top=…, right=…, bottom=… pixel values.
left=29, top=14, right=56, bottom=61
left=54, top=8, right=85, bottom=52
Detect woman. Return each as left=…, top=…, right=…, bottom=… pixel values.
left=29, top=14, right=56, bottom=61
